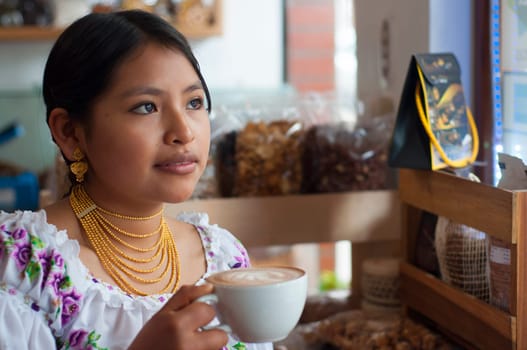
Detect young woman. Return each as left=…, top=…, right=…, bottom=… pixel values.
left=0, top=10, right=271, bottom=350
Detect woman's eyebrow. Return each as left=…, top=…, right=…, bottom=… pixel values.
left=120, top=86, right=163, bottom=98
left=183, top=81, right=204, bottom=94
left=119, top=81, right=203, bottom=98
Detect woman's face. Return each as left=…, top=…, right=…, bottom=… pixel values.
left=76, top=43, right=210, bottom=209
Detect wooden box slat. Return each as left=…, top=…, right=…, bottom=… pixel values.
left=515, top=193, right=527, bottom=347
left=400, top=263, right=513, bottom=350
left=399, top=169, right=514, bottom=242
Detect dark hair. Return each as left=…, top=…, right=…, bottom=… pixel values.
left=43, top=9, right=212, bottom=127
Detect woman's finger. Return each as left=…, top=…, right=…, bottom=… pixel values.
left=161, top=283, right=214, bottom=312
left=195, top=328, right=230, bottom=350
left=175, top=297, right=218, bottom=330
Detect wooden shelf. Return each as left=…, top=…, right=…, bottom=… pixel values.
left=0, top=0, right=223, bottom=41
left=399, top=169, right=514, bottom=243
left=0, top=24, right=221, bottom=41
left=0, top=26, right=63, bottom=41
left=166, top=190, right=402, bottom=305
left=399, top=169, right=527, bottom=349
left=165, top=190, right=401, bottom=247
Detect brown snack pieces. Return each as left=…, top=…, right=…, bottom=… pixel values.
left=303, top=310, right=454, bottom=350
left=233, top=120, right=304, bottom=196
left=301, top=122, right=390, bottom=193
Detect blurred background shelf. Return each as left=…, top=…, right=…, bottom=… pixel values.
left=165, top=189, right=402, bottom=301
left=0, top=0, right=223, bottom=41
left=0, top=22, right=222, bottom=41
left=0, top=26, right=63, bottom=41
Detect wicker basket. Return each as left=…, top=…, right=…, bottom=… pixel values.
left=361, top=258, right=400, bottom=307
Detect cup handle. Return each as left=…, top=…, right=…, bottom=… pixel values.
left=195, top=293, right=218, bottom=304
left=194, top=293, right=233, bottom=334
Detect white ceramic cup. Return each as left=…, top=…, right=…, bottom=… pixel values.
left=196, top=266, right=307, bottom=343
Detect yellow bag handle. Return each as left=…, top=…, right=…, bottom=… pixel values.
left=415, top=66, right=479, bottom=168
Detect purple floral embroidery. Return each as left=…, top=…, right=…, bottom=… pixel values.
left=38, top=251, right=53, bottom=282
left=230, top=256, right=247, bottom=269
left=31, top=302, right=40, bottom=311
left=0, top=235, right=4, bottom=260
left=10, top=227, right=27, bottom=240
left=36, top=249, right=65, bottom=288
left=68, top=329, right=89, bottom=348
left=53, top=250, right=65, bottom=268
left=1, top=221, right=86, bottom=341
left=230, top=241, right=250, bottom=269
left=61, top=289, right=82, bottom=324
left=230, top=260, right=241, bottom=269
left=65, top=329, right=107, bottom=350
left=48, top=272, right=66, bottom=294
left=13, top=241, right=32, bottom=270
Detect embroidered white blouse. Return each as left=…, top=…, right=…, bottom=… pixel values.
left=0, top=210, right=272, bottom=350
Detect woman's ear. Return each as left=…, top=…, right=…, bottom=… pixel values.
left=47, top=108, right=81, bottom=161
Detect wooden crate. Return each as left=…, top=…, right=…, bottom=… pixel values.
left=398, top=169, right=527, bottom=349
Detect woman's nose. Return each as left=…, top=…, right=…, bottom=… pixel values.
left=163, top=108, right=194, bottom=144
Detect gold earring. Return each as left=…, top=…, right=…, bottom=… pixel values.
left=70, top=147, right=88, bottom=183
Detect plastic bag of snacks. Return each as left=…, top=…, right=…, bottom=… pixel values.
left=213, top=92, right=312, bottom=197
left=233, top=119, right=305, bottom=196
left=301, top=114, right=394, bottom=193
left=212, top=92, right=396, bottom=197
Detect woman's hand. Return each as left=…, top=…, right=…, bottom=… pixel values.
left=128, top=284, right=228, bottom=350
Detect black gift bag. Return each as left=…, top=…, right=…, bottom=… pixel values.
left=388, top=53, right=479, bottom=170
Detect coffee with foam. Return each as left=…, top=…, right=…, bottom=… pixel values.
left=207, top=266, right=304, bottom=286
left=197, top=265, right=308, bottom=342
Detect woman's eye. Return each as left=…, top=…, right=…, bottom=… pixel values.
left=187, top=97, right=203, bottom=110
left=132, top=103, right=157, bottom=115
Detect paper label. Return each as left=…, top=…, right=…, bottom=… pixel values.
left=490, top=245, right=511, bottom=265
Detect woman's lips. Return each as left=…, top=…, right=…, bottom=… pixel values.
left=155, top=154, right=198, bottom=175
left=156, top=161, right=197, bottom=175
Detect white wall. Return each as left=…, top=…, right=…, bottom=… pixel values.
left=192, top=0, right=284, bottom=91
left=354, top=0, right=430, bottom=108
left=354, top=0, right=473, bottom=111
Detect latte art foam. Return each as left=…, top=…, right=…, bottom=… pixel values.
left=207, top=267, right=303, bottom=286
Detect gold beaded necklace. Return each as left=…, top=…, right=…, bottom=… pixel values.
left=69, top=184, right=181, bottom=296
